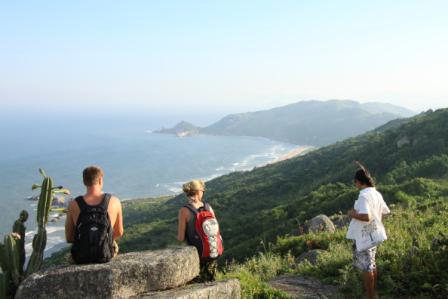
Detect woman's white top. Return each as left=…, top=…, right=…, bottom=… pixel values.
left=346, top=187, right=390, bottom=240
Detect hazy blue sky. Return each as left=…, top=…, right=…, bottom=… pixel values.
left=1, top=0, right=447, bottom=116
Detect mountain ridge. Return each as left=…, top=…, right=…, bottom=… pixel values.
left=156, top=100, right=415, bottom=146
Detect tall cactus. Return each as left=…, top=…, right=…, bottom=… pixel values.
left=0, top=169, right=70, bottom=297
left=12, top=210, right=28, bottom=272
left=26, top=168, right=70, bottom=275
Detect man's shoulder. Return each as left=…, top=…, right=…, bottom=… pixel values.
left=108, top=195, right=122, bottom=211
left=68, top=198, right=80, bottom=210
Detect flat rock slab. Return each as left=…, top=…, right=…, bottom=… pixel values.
left=16, top=246, right=200, bottom=299
left=139, top=279, right=241, bottom=299
left=269, top=275, right=340, bottom=299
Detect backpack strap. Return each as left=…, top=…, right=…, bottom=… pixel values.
left=75, top=193, right=111, bottom=213
left=75, top=196, right=88, bottom=213
left=100, top=193, right=112, bottom=210
left=184, top=202, right=210, bottom=214
left=183, top=203, right=198, bottom=215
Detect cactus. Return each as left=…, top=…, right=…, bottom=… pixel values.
left=12, top=210, right=28, bottom=272
left=0, top=169, right=70, bottom=297
left=0, top=234, right=22, bottom=297
left=26, top=169, right=70, bottom=275
left=0, top=270, right=10, bottom=299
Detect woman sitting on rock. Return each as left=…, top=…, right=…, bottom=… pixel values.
left=177, top=180, right=223, bottom=282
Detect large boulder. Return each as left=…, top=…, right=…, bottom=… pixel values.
left=308, top=215, right=335, bottom=233
left=16, top=247, right=200, bottom=299
left=140, top=279, right=241, bottom=299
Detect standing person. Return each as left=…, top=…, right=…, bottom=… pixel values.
left=346, top=165, right=390, bottom=299
left=177, top=180, right=223, bottom=282
left=65, top=166, right=124, bottom=264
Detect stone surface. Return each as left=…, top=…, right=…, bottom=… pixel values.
left=329, top=214, right=350, bottom=229
left=269, top=275, right=340, bottom=299
left=16, top=246, right=200, bottom=299
left=308, top=215, right=335, bottom=234
left=140, top=279, right=241, bottom=299
left=297, top=249, right=324, bottom=265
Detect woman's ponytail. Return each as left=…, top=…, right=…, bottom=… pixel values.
left=354, top=161, right=375, bottom=187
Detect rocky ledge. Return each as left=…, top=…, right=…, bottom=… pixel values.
left=16, top=247, right=200, bottom=299
left=140, top=279, right=241, bottom=299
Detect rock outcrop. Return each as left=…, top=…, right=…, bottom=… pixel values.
left=269, top=275, right=340, bottom=299
left=16, top=247, right=200, bottom=299
left=140, top=279, right=241, bottom=299
left=308, top=215, right=335, bottom=233
left=329, top=214, right=350, bottom=229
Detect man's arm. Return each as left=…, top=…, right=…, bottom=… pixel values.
left=65, top=201, right=77, bottom=243
left=113, top=198, right=124, bottom=240
left=348, top=209, right=371, bottom=222
left=177, top=208, right=188, bottom=242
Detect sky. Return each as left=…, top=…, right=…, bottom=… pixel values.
left=0, top=0, right=447, bottom=119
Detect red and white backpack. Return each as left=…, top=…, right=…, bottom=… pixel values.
left=184, top=203, right=224, bottom=259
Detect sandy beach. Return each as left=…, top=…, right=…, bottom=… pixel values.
left=270, top=145, right=314, bottom=164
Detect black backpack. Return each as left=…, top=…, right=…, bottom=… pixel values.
left=71, top=193, right=114, bottom=264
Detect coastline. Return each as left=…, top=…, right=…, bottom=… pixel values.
left=41, top=142, right=312, bottom=259
left=269, top=145, right=314, bottom=164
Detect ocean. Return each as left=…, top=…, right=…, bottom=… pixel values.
left=0, top=113, right=297, bottom=255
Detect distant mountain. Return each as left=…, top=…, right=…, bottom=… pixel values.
left=157, top=100, right=415, bottom=146
left=154, top=121, right=199, bottom=136
left=359, top=102, right=415, bottom=117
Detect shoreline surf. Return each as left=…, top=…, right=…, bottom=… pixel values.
left=28, top=143, right=312, bottom=258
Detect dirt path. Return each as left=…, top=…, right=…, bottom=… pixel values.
left=268, top=275, right=342, bottom=299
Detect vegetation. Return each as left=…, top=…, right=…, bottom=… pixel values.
left=0, top=169, right=70, bottom=298
left=218, top=252, right=294, bottom=299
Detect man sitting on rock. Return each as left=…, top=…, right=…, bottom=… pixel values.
left=65, top=165, right=124, bottom=264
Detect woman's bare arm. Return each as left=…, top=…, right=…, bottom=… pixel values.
left=177, top=208, right=188, bottom=241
